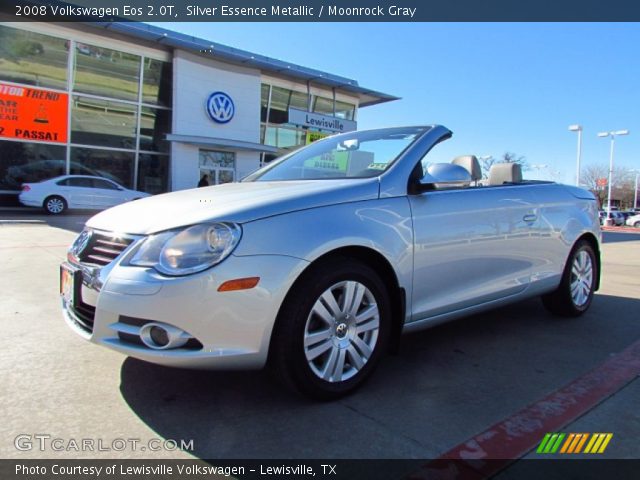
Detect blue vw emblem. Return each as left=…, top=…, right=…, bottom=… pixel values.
left=206, top=91, right=235, bottom=124
left=72, top=229, right=92, bottom=257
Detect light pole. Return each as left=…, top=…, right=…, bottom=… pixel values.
left=633, top=171, right=639, bottom=211
left=569, top=125, right=582, bottom=186
left=597, top=129, right=630, bottom=225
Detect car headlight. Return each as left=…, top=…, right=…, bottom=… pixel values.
left=129, top=223, right=241, bottom=276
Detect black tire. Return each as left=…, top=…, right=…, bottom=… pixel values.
left=634, top=221, right=640, bottom=228
left=541, top=240, right=597, bottom=317
left=43, top=195, right=67, bottom=215
left=269, top=258, right=391, bottom=400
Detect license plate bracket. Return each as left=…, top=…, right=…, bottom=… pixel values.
left=60, top=264, right=79, bottom=306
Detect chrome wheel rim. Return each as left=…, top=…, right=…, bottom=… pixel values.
left=47, top=198, right=64, bottom=214
left=304, top=280, right=379, bottom=383
left=570, top=250, right=593, bottom=307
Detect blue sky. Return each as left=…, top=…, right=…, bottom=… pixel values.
left=154, top=22, right=640, bottom=183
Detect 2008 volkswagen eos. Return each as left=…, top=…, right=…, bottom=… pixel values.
left=61, top=126, right=601, bottom=399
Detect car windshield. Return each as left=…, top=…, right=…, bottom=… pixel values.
left=244, top=126, right=428, bottom=182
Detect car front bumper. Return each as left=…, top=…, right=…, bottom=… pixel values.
left=62, top=253, right=309, bottom=369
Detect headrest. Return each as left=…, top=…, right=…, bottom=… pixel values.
left=451, top=155, right=482, bottom=181
left=488, top=163, right=522, bottom=185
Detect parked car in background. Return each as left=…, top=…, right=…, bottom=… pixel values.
left=626, top=214, right=640, bottom=228
left=599, top=210, right=624, bottom=226
left=20, top=175, right=150, bottom=214
left=60, top=125, right=601, bottom=399
left=4, top=160, right=119, bottom=189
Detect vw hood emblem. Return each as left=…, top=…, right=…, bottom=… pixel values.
left=206, top=91, right=235, bottom=124
left=72, top=229, right=92, bottom=257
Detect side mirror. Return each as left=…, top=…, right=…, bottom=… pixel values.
left=415, top=163, right=472, bottom=192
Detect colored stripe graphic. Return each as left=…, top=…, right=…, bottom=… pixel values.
left=559, top=433, right=575, bottom=453
left=574, top=433, right=589, bottom=453
left=584, top=433, right=613, bottom=453
left=539, top=433, right=613, bottom=454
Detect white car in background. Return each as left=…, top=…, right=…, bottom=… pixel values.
left=19, top=175, right=150, bottom=214
left=626, top=214, right=640, bottom=228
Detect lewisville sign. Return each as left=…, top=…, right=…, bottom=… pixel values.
left=288, top=108, right=356, bottom=133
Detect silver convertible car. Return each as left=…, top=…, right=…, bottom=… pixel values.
left=61, top=126, right=601, bottom=399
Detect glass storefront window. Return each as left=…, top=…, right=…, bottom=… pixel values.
left=139, top=107, right=171, bottom=152
left=264, top=126, right=306, bottom=149
left=260, top=84, right=270, bottom=123
left=0, top=140, right=67, bottom=190
left=74, top=43, right=140, bottom=102
left=70, top=147, right=134, bottom=188
left=199, top=150, right=236, bottom=185
left=335, top=100, right=356, bottom=120
left=137, top=153, right=169, bottom=194
left=268, top=86, right=309, bottom=124
left=142, top=58, right=172, bottom=106
left=313, top=96, right=334, bottom=116
left=71, top=96, right=137, bottom=149
left=0, top=25, right=68, bottom=90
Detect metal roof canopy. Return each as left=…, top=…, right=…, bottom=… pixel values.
left=87, top=21, right=399, bottom=107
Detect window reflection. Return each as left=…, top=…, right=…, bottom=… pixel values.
left=74, top=43, right=140, bottom=101
left=71, top=96, right=137, bottom=149
left=142, top=58, right=172, bottom=106
left=70, top=147, right=134, bottom=188
left=139, top=107, right=171, bottom=152
left=0, top=25, right=68, bottom=90
left=0, top=140, right=67, bottom=190
left=137, top=153, right=168, bottom=193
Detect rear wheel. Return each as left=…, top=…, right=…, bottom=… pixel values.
left=542, top=240, right=597, bottom=317
left=634, top=221, right=640, bottom=228
left=43, top=195, right=67, bottom=215
left=270, top=258, right=391, bottom=400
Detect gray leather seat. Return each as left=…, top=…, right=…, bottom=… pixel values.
left=451, top=155, right=482, bottom=183
left=488, top=163, right=523, bottom=185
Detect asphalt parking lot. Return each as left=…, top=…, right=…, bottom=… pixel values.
left=1, top=210, right=639, bottom=465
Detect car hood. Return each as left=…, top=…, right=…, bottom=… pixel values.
left=86, top=179, right=380, bottom=235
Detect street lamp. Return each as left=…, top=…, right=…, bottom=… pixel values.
left=633, top=171, right=640, bottom=211
left=569, top=125, right=582, bottom=186
left=597, top=129, right=630, bottom=225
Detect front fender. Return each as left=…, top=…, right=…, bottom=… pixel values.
left=234, top=197, right=414, bottom=311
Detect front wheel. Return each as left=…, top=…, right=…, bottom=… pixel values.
left=43, top=195, right=67, bottom=215
left=270, top=259, right=391, bottom=400
left=542, top=240, right=597, bottom=317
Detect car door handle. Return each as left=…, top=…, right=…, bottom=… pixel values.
left=523, top=214, right=537, bottom=223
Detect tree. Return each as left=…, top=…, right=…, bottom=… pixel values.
left=480, top=152, right=529, bottom=179
left=581, top=164, right=635, bottom=208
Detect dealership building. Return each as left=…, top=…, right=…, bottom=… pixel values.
left=0, top=21, right=397, bottom=202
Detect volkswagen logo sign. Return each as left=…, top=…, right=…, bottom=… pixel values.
left=206, top=91, right=235, bottom=124
left=71, top=229, right=92, bottom=258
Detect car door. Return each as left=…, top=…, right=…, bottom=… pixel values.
left=409, top=184, right=540, bottom=321
left=60, top=177, right=95, bottom=208
left=91, top=178, right=126, bottom=208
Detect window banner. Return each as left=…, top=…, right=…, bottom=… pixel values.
left=0, top=83, right=68, bottom=143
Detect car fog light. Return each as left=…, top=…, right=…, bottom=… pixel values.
left=149, top=326, right=169, bottom=347
left=139, top=322, right=189, bottom=350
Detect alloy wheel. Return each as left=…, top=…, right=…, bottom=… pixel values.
left=303, top=280, right=380, bottom=383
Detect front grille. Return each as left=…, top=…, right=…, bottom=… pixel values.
left=78, top=231, right=134, bottom=266
left=69, top=300, right=95, bottom=332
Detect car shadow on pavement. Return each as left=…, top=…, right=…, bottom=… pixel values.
left=118, top=293, right=640, bottom=460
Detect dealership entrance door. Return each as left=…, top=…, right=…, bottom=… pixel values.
left=199, top=149, right=236, bottom=185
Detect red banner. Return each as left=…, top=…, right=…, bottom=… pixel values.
left=0, top=83, right=68, bottom=143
